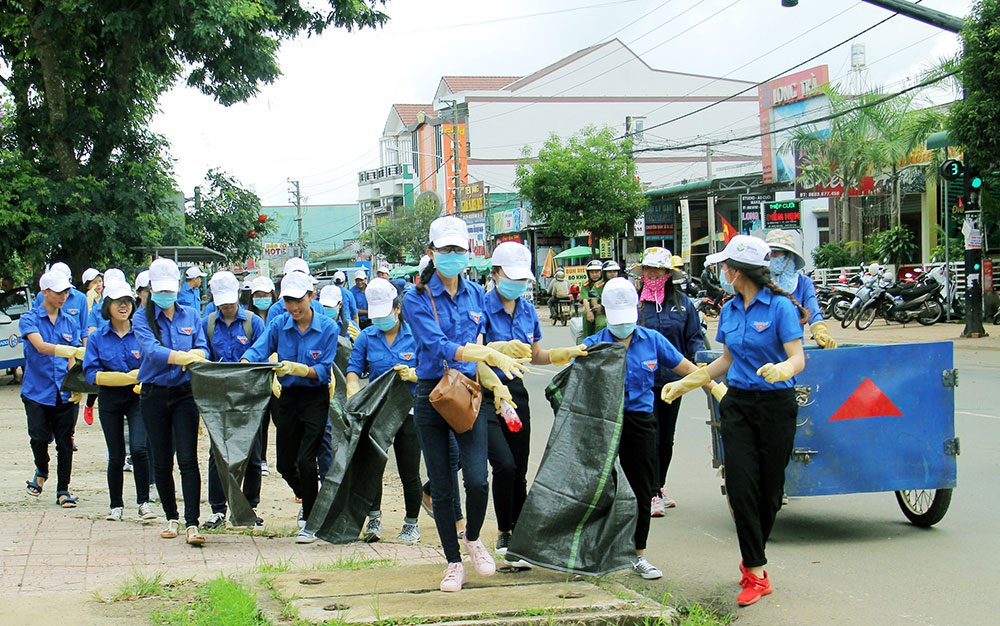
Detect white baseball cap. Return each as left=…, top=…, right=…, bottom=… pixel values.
left=185, top=266, right=208, bottom=279
left=601, top=277, right=639, bottom=325
left=149, top=258, right=181, bottom=292
left=39, top=270, right=72, bottom=293
left=318, top=285, right=343, bottom=308
left=209, top=271, right=240, bottom=306
left=250, top=276, right=275, bottom=294
left=50, top=262, right=72, bottom=280
left=104, top=268, right=127, bottom=287
left=705, top=234, right=771, bottom=268
left=333, top=270, right=347, bottom=284
left=279, top=271, right=314, bottom=299
left=283, top=257, right=309, bottom=276
left=377, top=262, right=391, bottom=274
left=354, top=269, right=367, bottom=282
left=418, top=255, right=431, bottom=274
left=490, top=241, right=534, bottom=281
left=134, top=270, right=150, bottom=290
left=429, top=216, right=470, bottom=250
left=103, top=280, right=134, bottom=302
left=365, top=278, right=398, bottom=319
left=82, top=268, right=101, bottom=283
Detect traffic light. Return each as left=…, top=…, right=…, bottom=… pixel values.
left=781, top=0, right=799, bottom=6
left=965, top=164, right=983, bottom=210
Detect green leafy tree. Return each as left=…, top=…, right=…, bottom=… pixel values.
left=186, top=169, right=273, bottom=263
left=0, top=1, right=387, bottom=278
left=869, top=226, right=918, bottom=267
left=949, top=0, right=1000, bottom=170
left=361, top=196, right=441, bottom=263
left=515, top=126, right=647, bottom=245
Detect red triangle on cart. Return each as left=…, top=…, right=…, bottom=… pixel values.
left=828, top=378, right=903, bottom=421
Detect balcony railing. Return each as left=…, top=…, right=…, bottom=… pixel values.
left=358, top=164, right=404, bottom=184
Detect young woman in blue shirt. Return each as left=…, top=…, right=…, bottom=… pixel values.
left=401, top=216, right=530, bottom=593
left=582, top=277, right=719, bottom=581
left=662, top=235, right=806, bottom=607
left=133, top=258, right=211, bottom=545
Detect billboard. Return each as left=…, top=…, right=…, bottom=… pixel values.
left=441, top=123, right=468, bottom=214
left=459, top=181, right=484, bottom=213
left=763, top=200, right=802, bottom=229
left=465, top=210, right=486, bottom=258
left=740, top=193, right=773, bottom=233
left=758, top=66, right=830, bottom=184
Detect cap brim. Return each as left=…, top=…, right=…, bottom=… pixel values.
left=280, top=285, right=310, bottom=299
left=368, top=300, right=393, bottom=318
left=212, top=292, right=238, bottom=306
left=319, top=298, right=341, bottom=307
left=704, top=250, right=730, bottom=266
left=46, top=278, right=73, bottom=292
left=502, top=266, right=535, bottom=281
left=605, top=307, right=638, bottom=325
left=431, top=236, right=469, bottom=250
left=150, top=279, right=179, bottom=292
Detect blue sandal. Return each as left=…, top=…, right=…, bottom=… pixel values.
left=26, top=471, right=46, bottom=496
left=56, top=491, right=78, bottom=508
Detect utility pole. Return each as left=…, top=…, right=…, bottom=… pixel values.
left=706, top=145, right=717, bottom=255
left=288, top=179, right=303, bottom=257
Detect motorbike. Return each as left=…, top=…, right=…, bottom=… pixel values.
left=855, top=273, right=943, bottom=329
left=695, top=289, right=732, bottom=318
left=827, top=270, right=864, bottom=321
left=550, top=296, right=575, bottom=326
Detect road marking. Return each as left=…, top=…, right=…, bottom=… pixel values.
left=958, top=410, right=1000, bottom=421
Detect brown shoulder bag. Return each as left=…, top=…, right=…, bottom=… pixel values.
left=426, top=292, right=482, bottom=433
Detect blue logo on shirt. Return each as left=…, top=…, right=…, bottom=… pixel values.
left=642, top=359, right=657, bottom=371
left=400, top=352, right=414, bottom=360
left=309, top=350, right=321, bottom=359
left=469, top=311, right=482, bottom=324
left=753, top=321, right=772, bottom=332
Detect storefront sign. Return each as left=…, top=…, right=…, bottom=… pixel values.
left=763, top=200, right=802, bottom=229
left=496, top=232, right=521, bottom=244
left=599, top=238, right=614, bottom=259
left=984, top=258, right=993, bottom=292
left=739, top=193, right=773, bottom=233
left=466, top=210, right=486, bottom=258
left=645, top=201, right=674, bottom=238
left=563, top=265, right=588, bottom=285
left=262, top=242, right=288, bottom=258
left=633, top=214, right=645, bottom=237
left=492, top=207, right=522, bottom=234
left=459, top=181, right=484, bottom=213
left=679, top=199, right=691, bottom=263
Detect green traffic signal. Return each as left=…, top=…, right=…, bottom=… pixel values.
left=971, top=176, right=983, bottom=189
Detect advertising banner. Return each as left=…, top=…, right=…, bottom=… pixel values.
left=763, top=200, right=802, bottom=229
left=759, top=66, right=830, bottom=184
left=563, top=265, right=588, bottom=285
left=645, top=200, right=674, bottom=237
left=465, top=210, right=486, bottom=258
left=459, top=181, right=484, bottom=213
left=492, top=207, right=522, bottom=234
left=441, top=123, right=468, bottom=214
left=496, top=233, right=522, bottom=243
left=679, top=199, right=691, bottom=263
left=739, top=193, right=773, bottom=233
left=262, top=242, right=288, bottom=258
left=599, top=238, right=614, bottom=259
left=633, top=214, right=645, bottom=237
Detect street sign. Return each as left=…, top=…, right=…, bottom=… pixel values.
left=740, top=193, right=773, bottom=233
left=940, top=159, right=964, bottom=181
left=459, top=181, right=484, bottom=213
left=763, top=199, right=802, bottom=229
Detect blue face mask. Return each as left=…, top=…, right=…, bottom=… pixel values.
left=496, top=277, right=528, bottom=300
left=720, top=269, right=736, bottom=295
left=769, top=256, right=799, bottom=293
left=373, top=315, right=397, bottom=332
left=608, top=322, right=636, bottom=339
left=435, top=252, right=469, bottom=278
left=253, top=297, right=272, bottom=310
left=151, top=292, right=177, bottom=309
left=324, top=306, right=340, bottom=319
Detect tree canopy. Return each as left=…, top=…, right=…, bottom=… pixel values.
left=515, top=126, right=647, bottom=242
left=950, top=0, right=1000, bottom=170
left=187, top=169, right=274, bottom=263
left=361, top=195, right=442, bottom=264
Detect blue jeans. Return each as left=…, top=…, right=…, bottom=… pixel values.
left=98, top=387, right=150, bottom=508
left=414, top=380, right=490, bottom=563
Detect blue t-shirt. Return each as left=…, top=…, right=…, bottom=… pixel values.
left=583, top=326, right=683, bottom=414
left=791, top=274, right=823, bottom=325
left=132, top=303, right=210, bottom=387
left=18, top=305, right=82, bottom=405
left=202, top=307, right=266, bottom=363
left=637, top=292, right=703, bottom=384
left=401, top=274, right=486, bottom=380
left=83, top=324, right=142, bottom=384
left=347, top=322, right=418, bottom=394
left=350, top=285, right=369, bottom=321
left=242, top=310, right=338, bottom=387
left=34, top=288, right=89, bottom=338
left=715, top=288, right=804, bottom=390
left=266, top=298, right=325, bottom=328
left=339, top=285, right=358, bottom=322
left=482, top=289, right=542, bottom=379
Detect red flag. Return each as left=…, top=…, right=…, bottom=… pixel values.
left=719, top=214, right=737, bottom=245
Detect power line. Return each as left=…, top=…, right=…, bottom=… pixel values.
left=394, top=0, right=645, bottom=35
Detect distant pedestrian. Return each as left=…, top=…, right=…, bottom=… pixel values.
left=351, top=270, right=371, bottom=329
left=177, top=266, right=207, bottom=313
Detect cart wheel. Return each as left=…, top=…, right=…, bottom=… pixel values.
left=895, top=488, right=952, bottom=527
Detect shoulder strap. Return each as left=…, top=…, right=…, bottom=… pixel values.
left=427, top=291, right=441, bottom=326
left=206, top=311, right=218, bottom=342
left=242, top=316, right=254, bottom=343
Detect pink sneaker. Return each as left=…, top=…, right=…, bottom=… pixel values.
left=462, top=535, right=497, bottom=576
left=440, top=562, right=465, bottom=592
left=660, top=488, right=676, bottom=508
left=650, top=495, right=665, bottom=517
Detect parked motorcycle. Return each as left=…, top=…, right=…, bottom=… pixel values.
left=840, top=269, right=879, bottom=328
left=855, top=276, right=943, bottom=329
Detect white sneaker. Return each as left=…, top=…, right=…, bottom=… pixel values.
left=296, top=528, right=317, bottom=544
left=650, top=495, right=665, bottom=517
left=632, top=556, right=662, bottom=580
left=397, top=522, right=420, bottom=543
left=138, top=502, right=157, bottom=520
left=462, top=536, right=496, bottom=576
left=297, top=507, right=306, bottom=529
left=439, top=562, right=465, bottom=592
left=660, top=488, right=676, bottom=509
left=260, top=462, right=270, bottom=477
left=504, top=553, right=532, bottom=569
left=106, top=507, right=123, bottom=521
left=202, top=512, right=226, bottom=530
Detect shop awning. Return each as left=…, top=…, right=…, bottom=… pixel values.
left=691, top=233, right=726, bottom=247
left=468, top=258, right=492, bottom=272
left=554, top=245, right=595, bottom=260
left=389, top=265, right=419, bottom=278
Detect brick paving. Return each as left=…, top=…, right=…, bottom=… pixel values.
left=0, top=510, right=445, bottom=596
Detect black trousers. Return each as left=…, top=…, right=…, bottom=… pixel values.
left=275, top=385, right=329, bottom=519
left=619, top=410, right=657, bottom=551
left=260, top=396, right=277, bottom=464
left=371, top=413, right=422, bottom=519
left=98, top=387, right=150, bottom=508
left=141, top=382, right=201, bottom=527
left=207, top=428, right=263, bottom=514
left=720, top=387, right=797, bottom=568
left=23, top=395, right=76, bottom=493
left=653, top=394, right=683, bottom=492
left=484, top=377, right=531, bottom=533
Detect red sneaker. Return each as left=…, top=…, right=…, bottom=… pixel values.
left=83, top=406, right=94, bottom=425
left=737, top=571, right=772, bottom=607
left=738, top=560, right=748, bottom=586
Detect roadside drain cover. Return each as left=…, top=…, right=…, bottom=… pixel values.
left=299, top=578, right=325, bottom=585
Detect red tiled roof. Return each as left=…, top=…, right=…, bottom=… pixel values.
left=392, top=104, right=437, bottom=126
left=441, top=76, right=521, bottom=92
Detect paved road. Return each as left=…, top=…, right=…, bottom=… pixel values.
left=523, top=320, right=1000, bottom=625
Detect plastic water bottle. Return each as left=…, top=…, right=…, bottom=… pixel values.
left=499, top=400, right=522, bottom=432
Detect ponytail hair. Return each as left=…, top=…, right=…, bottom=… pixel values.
left=415, top=259, right=436, bottom=295
left=145, top=298, right=164, bottom=343
left=728, top=260, right=808, bottom=325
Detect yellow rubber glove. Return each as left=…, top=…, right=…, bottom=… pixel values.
left=461, top=343, right=530, bottom=380
left=660, top=367, right=713, bottom=404
left=173, top=350, right=207, bottom=368
left=810, top=320, right=837, bottom=349
left=271, top=375, right=281, bottom=398
left=329, top=379, right=336, bottom=401
left=95, top=370, right=140, bottom=387
left=346, top=379, right=361, bottom=398
left=488, top=340, right=532, bottom=360
left=477, top=362, right=516, bottom=414
left=549, top=344, right=589, bottom=366
left=756, top=361, right=797, bottom=383
left=711, top=382, right=728, bottom=402
left=276, top=361, right=310, bottom=377
left=393, top=364, right=418, bottom=382
left=68, top=392, right=84, bottom=404
left=347, top=323, right=360, bottom=341
left=53, top=344, right=83, bottom=359
left=133, top=383, right=142, bottom=395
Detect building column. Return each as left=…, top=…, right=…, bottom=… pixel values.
left=921, top=177, right=938, bottom=264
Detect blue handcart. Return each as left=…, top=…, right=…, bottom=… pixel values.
left=696, top=341, right=959, bottom=526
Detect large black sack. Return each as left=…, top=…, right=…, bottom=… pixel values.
left=507, top=342, right=637, bottom=576
left=310, top=369, right=413, bottom=543
left=60, top=362, right=101, bottom=394
left=188, top=361, right=275, bottom=526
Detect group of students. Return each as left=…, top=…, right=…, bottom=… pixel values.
left=18, top=217, right=835, bottom=607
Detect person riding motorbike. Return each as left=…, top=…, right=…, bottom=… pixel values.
left=548, top=269, right=572, bottom=321
left=581, top=260, right=606, bottom=336
left=701, top=264, right=723, bottom=303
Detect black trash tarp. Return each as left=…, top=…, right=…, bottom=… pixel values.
left=188, top=361, right=276, bottom=526
left=310, top=369, right=414, bottom=543
left=60, top=362, right=101, bottom=394
left=506, top=342, right=637, bottom=576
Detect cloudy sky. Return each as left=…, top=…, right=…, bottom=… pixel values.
left=150, top=0, right=971, bottom=208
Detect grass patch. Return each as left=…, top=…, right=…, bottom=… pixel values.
left=107, top=570, right=167, bottom=602
left=662, top=587, right=735, bottom=626
left=312, top=552, right=397, bottom=571
left=151, top=576, right=269, bottom=626
left=255, top=557, right=295, bottom=573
